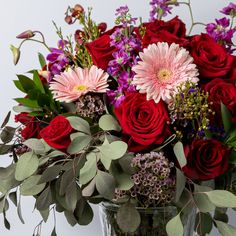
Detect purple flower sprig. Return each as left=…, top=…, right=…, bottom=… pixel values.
left=221, top=2, right=236, bottom=17
left=107, top=6, right=141, bottom=107
left=115, top=5, right=138, bottom=27
left=150, top=0, right=179, bottom=21
left=206, top=17, right=236, bottom=53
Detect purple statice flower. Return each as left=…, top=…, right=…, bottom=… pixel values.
left=221, top=2, right=236, bottom=16
left=206, top=17, right=235, bottom=52
left=46, top=40, right=70, bottom=78
left=150, top=0, right=178, bottom=21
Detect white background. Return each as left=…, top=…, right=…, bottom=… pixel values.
left=0, top=0, right=235, bottom=235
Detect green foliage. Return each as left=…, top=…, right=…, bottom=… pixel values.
left=221, top=103, right=232, bottom=133
left=15, top=152, right=39, bottom=181
left=117, top=202, right=141, bottom=233
left=98, top=114, right=121, bottom=131
left=67, top=134, right=92, bottom=154
left=38, top=52, right=46, bottom=68
left=166, top=213, right=183, bottom=236
left=0, top=126, right=16, bottom=143
left=175, top=168, right=186, bottom=202
left=173, top=141, right=186, bottom=168
left=215, top=220, right=236, bottom=236
left=195, top=212, right=213, bottom=236
left=67, top=116, right=91, bottom=135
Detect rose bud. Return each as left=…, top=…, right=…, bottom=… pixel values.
left=16, top=30, right=35, bottom=39
left=98, top=22, right=107, bottom=33
left=10, top=45, right=21, bottom=65
left=65, top=15, right=73, bottom=25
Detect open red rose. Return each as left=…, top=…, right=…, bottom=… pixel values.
left=85, top=27, right=118, bottom=70
left=189, top=34, right=236, bottom=82
left=40, top=116, right=73, bottom=151
left=114, top=92, right=171, bottom=152
left=183, top=139, right=229, bottom=181
left=205, top=78, right=236, bottom=123
left=15, top=113, right=41, bottom=140
left=136, top=17, right=187, bottom=48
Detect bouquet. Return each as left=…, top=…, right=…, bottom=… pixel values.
left=1, top=1, right=236, bottom=235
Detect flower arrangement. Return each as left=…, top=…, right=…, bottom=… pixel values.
left=1, top=1, right=236, bottom=235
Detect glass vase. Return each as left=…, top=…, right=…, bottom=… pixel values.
left=99, top=202, right=196, bottom=236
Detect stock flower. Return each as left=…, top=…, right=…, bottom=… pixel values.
left=221, top=2, right=236, bottom=16
left=114, top=92, right=171, bottom=152
left=50, top=66, right=109, bottom=103
left=132, top=42, right=199, bottom=103
left=183, top=139, right=229, bottom=181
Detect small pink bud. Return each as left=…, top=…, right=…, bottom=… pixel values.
left=10, top=45, right=21, bottom=65
left=16, top=30, right=35, bottom=39
left=65, top=15, right=73, bottom=25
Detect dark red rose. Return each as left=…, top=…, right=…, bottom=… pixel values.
left=15, top=113, right=41, bottom=140
left=205, top=78, right=236, bottom=123
left=183, top=139, right=229, bottom=181
left=85, top=27, right=118, bottom=70
left=114, top=92, right=172, bottom=152
left=136, top=17, right=187, bottom=48
left=189, top=34, right=236, bottom=82
left=40, top=116, right=73, bottom=151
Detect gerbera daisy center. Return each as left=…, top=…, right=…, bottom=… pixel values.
left=73, top=84, right=89, bottom=91
left=156, top=68, right=172, bottom=81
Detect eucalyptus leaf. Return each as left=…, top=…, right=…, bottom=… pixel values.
left=98, top=141, right=128, bottom=160
left=205, top=190, right=236, bottom=208
left=0, top=144, right=12, bottom=155
left=95, top=171, right=115, bottom=200
left=1, top=111, right=11, bottom=128
left=194, top=192, right=215, bottom=213
left=3, top=212, right=10, bottom=230
left=9, top=191, right=17, bottom=206
left=36, top=186, right=52, bottom=211
left=115, top=173, right=134, bottom=191
left=195, top=212, right=213, bottom=236
left=117, top=202, right=141, bottom=233
left=59, top=169, right=74, bottom=196
left=82, top=178, right=96, bottom=197
left=67, top=116, right=90, bottom=134
left=221, top=103, right=232, bottom=133
left=173, top=142, right=186, bottom=168
left=175, top=168, right=186, bottom=202
left=20, top=175, right=46, bottom=196
left=98, top=114, right=121, bottom=131
left=67, top=135, right=92, bottom=155
left=166, top=213, right=183, bottom=236
left=39, top=165, right=62, bottom=183
left=39, top=208, right=50, bottom=223
left=65, top=180, right=79, bottom=212
left=64, top=211, right=77, bottom=226
left=24, top=139, right=45, bottom=154
left=15, top=152, right=39, bottom=181
left=215, top=220, right=236, bottom=236
left=0, top=126, right=16, bottom=143
left=51, top=227, right=57, bottom=236
left=74, top=200, right=94, bottom=225
left=79, top=152, right=97, bottom=185
left=17, top=198, right=25, bottom=224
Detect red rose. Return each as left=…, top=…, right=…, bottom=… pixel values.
left=189, top=34, right=236, bottom=82
left=205, top=78, right=236, bottom=123
left=114, top=92, right=171, bottom=152
left=15, top=113, right=41, bottom=140
left=183, top=139, right=229, bottom=181
left=136, top=17, right=187, bottom=48
left=40, top=116, right=73, bottom=151
left=85, top=27, right=118, bottom=70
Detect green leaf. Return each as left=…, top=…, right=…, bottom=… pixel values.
left=15, top=98, right=40, bottom=108
left=59, top=169, right=74, bottom=196
left=67, top=135, right=92, bottom=155
left=39, top=208, right=50, bottom=223
left=64, top=211, right=77, bottom=226
left=36, top=186, right=52, bottom=211
left=3, top=212, right=10, bottom=230
left=98, top=114, right=121, bottom=131
left=17, top=198, right=25, bottom=224
left=98, top=141, right=128, bottom=160
left=221, top=103, right=232, bottom=133
left=13, top=80, right=25, bottom=93
left=166, top=213, right=183, bottom=236
left=229, top=150, right=236, bottom=164
left=195, top=212, right=213, bottom=235
left=0, top=126, right=16, bottom=143
left=1, top=111, right=11, bottom=128
left=117, top=202, right=141, bottom=233
left=194, top=192, right=215, bottom=213
left=51, top=227, right=57, bottom=236
left=74, top=200, right=94, bottom=225
left=173, top=142, right=186, bottom=168
left=65, top=180, right=79, bottom=212
left=23, top=138, right=45, bottom=154
left=215, top=220, right=236, bottom=236
left=20, top=175, right=46, bottom=196
left=39, top=165, right=62, bottom=183
left=115, top=173, right=134, bottom=191
left=79, top=152, right=97, bottom=185
left=82, top=178, right=96, bottom=197
left=0, top=144, right=12, bottom=155
left=175, top=168, right=186, bottom=202
left=206, top=190, right=236, bottom=208
left=13, top=105, right=41, bottom=113
left=67, top=116, right=91, bottom=134
left=0, top=196, right=6, bottom=213
left=214, top=208, right=228, bottom=223
left=17, top=74, right=36, bottom=92
left=38, top=52, right=46, bottom=68
left=99, top=152, right=112, bottom=170
left=119, top=154, right=135, bottom=175
left=95, top=170, right=115, bottom=200
left=15, top=152, right=39, bottom=181
left=9, top=191, right=17, bottom=206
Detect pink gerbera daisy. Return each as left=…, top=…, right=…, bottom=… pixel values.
left=50, top=65, right=109, bottom=103
left=132, top=42, right=199, bottom=103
